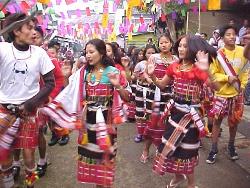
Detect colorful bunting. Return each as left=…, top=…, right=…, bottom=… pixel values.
left=65, top=0, right=76, bottom=5
left=37, top=0, right=50, bottom=4
left=128, top=0, right=141, bottom=7
left=139, top=16, right=144, bottom=24
left=20, top=1, right=30, bottom=13
left=56, top=0, right=62, bottom=5
left=128, top=32, right=132, bottom=41
left=207, top=0, right=221, bottom=10
left=76, top=9, right=81, bottom=17
left=102, top=13, right=109, bottom=28
left=86, top=7, right=91, bottom=16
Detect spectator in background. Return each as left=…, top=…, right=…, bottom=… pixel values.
left=147, top=38, right=154, bottom=46
left=239, top=19, right=249, bottom=42
left=209, top=29, right=221, bottom=49
left=127, top=45, right=137, bottom=58
left=201, top=32, right=209, bottom=42
left=241, top=25, right=250, bottom=46
left=228, top=19, right=240, bottom=45
left=131, top=48, right=144, bottom=69
left=47, top=42, right=70, bottom=147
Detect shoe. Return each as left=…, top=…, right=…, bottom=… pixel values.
left=244, top=101, right=250, bottom=106
left=58, top=135, right=70, bottom=146
left=134, top=135, right=143, bottom=143
left=228, top=146, right=239, bottom=161
left=36, top=162, right=47, bottom=178
left=206, top=150, right=218, bottom=164
left=12, top=166, right=20, bottom=181
left=48, top=132, right=60, bottom=146
left=166, top=175, right=187, bottom=188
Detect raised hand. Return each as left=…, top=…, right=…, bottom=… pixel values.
left=195, top=51, right=209, bottom=71
left=243, top=35, right=250, bottom=60
left=146, top=58, right=156, bottom=76
left=108, top=72, right=120, bottom=88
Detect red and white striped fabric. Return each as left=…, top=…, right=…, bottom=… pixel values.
left=77, top=161, right=114, bottom=187
left=217, top=50, right=240, bottom=92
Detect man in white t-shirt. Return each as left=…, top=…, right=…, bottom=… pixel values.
left=0, top=13, right=55, bottom=188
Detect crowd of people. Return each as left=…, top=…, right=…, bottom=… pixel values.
left=0, top=12, right=250, bottom=188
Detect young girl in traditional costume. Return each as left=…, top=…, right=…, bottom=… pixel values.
left=41, top=39, right=130, bottom=187
left=106, top=42, right=127, bottom=124
left=140, top=33, right=177, bottom=162
left=146, top=35, right=217, bottom=188
left=133, top=45, right=157, bottom=143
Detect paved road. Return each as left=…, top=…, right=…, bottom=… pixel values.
left=14, top=107, right=250, bottom=188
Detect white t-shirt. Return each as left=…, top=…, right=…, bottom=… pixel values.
left=0, top=42, right=55, bottom=105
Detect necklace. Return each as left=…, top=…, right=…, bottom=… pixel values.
left=179, top=61, right=193, bottom=72
left=86, top=68, right=104, bottom=84
left=160, top=53, right=174, bottom=66
left=11, top=45, right=32, bottom=60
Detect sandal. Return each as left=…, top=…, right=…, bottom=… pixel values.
left=140, top=153, right=149, bottom=163
left=166, top=175, right=187, bottom=188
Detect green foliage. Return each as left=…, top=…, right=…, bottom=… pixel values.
left=163, top=2, right=188, bottom=17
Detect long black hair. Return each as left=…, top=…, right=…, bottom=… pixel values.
left=173, top=35, right=217, bottom=63
left=85, top=39, right=114, bottom=71
left=106, top=42, right=122, bottom=66
left=143, top=44, right=158, bottom=60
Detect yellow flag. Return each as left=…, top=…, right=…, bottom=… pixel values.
left=37, top=0, right=50, bottom=4
left=207, top=0, right=221, bottom=10
left=111, top=32, right=116, bottom=41
left=128, top=0, right=141, bottom=7
left=126, top=5, right=132, bottom=20
left=128, top=33, right=132, bottom=41
left=108, top=35, right=112, bottom=42
left=102, top=13, right=109, bottom=28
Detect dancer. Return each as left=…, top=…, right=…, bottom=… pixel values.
left=41, top=39, right=130, bottom=187
left=146, top=35, right=217, bottom=188
left=207, top=25, right=249, bottom=164
left=134, top=45, right=157, bottom=143
left=140, top=33, right=177, bottom=162
left=0, top=13, right=55, bottom=188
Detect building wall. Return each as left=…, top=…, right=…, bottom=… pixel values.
left=187, top=0, right=250, bottom=38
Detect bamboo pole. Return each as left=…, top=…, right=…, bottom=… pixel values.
left=198, top=0, right=201, bottom=33
left=186, top=11, right=189, bottom=34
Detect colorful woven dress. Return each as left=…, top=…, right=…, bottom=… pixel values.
left=153, top=61, right=207, bottom=175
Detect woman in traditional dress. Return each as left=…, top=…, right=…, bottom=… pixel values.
left=140, top=33, right=178, bottom=162
left=106, top=42, right=127, bottom=124
left=133, top=45, right=157, bottom=143
left=41, top=39, right=130, bottom=188
left=146, top=35, right=217, bottom=188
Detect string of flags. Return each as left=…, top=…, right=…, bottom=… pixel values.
left=0, top=0, right=236, bottom=41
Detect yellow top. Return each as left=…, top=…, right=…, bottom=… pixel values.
left=210, top=45, right=249, bottom=98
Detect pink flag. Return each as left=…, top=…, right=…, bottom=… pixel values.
left=76, top=9, right=81, bottom=17
left=86, top=7, right=91, bottom=16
